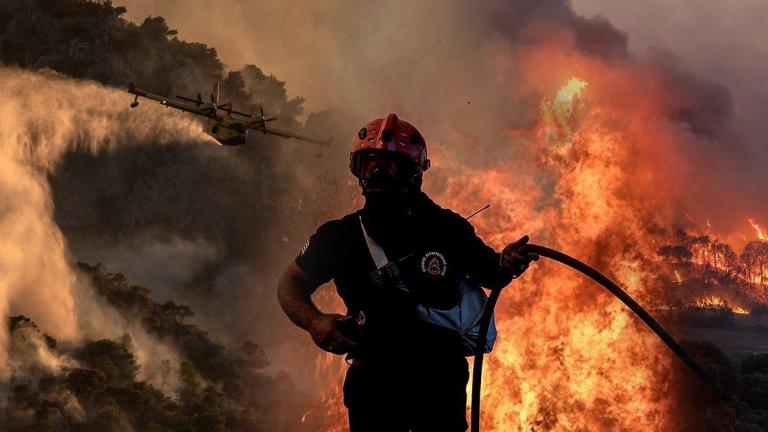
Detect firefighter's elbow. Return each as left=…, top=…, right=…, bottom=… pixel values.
left=277, top=263, right=313, bottom=303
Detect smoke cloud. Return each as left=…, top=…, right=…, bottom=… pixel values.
left=117, top=0, right=768, bottom=236
left=71, top=272, right=183, bottom=395
left=572, top=0, right=768, bottom=154
left=0, top=66, right=210, bottom=375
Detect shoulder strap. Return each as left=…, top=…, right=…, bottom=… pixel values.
left=359, top=216, right=389, bottom=269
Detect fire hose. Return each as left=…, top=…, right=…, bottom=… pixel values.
left=470, top=243, right=736, bottom=432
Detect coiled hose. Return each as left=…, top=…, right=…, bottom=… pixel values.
left=470, top=244, right=734, bottom=432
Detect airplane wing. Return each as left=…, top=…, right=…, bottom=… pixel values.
left=259, top=125, right=331, bottom=146
left=128, top=83, right=217, bottom=120
left=242, top=106, right=330, bottom=146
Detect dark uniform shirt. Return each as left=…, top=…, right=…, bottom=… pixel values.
left=295, top=192, right=503, bottom=362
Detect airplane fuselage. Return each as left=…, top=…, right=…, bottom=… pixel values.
left=209, top=115, right=248, bottom=146
left=128, top=82, right=328, bottom=147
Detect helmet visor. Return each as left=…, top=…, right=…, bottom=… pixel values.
left=350, top=149, right=420, bottom=180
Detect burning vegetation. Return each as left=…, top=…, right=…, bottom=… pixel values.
left=656, top=227, right=768, bottom=314
left=308, top=66, right=768, bottom=431
left=421, top=35, right=768, bottom=428
left=426, top=56, right=768, bottom=430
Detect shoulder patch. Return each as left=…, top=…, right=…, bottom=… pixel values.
left=299, top=239, right=310, bottom=256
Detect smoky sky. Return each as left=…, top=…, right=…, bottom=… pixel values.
left=572, top=0, right=768, bottom=157
left=118, top=0, right=768, bottom=153
left=51, top=0, right=768, bottom=393
left=117, top=0, right=768, bottom=234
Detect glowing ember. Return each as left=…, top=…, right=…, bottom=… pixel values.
left=732, top=306, right=749, bottom=315
left=689, top=295, right=750, bottom=315
left=693, top=295, right=726, bottom=309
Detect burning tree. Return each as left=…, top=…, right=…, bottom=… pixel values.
left=741, top=241, right=768, bottom=288
left=655, top=227, right=768, bottom=310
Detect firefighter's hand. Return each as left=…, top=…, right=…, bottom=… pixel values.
left=309, top=313, right=357, bottom=355
left=501, top=235, right=539, bottom=279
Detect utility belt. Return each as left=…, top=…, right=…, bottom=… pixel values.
left=358, top=217, right=497, bottom=357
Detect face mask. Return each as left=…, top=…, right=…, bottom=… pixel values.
left=361, top=176, right=426, bottom=246
left=352, top=150, right=420, bottom=194
left=361, top=189, right=412, bottom=246
left=361, top=167, right=409, bottom=194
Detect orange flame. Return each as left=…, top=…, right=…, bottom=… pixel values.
left=693, top=295, right=726, bottom=309
left=747, top=218, right=766, bottom=240
left=690, top=295, right=749, bottom=315
left=430, top=70, right=685, bottom=429
left=311, top=36, right=747, bottom=430
left=732, top=306, right=749, bottom=315
left=674, top=270, right=683, bottom=283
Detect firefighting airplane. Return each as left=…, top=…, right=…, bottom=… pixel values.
left=128, top=82, right=330, bottom=147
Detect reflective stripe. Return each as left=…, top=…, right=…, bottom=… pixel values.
left=359, top=216, right=390, bottom=269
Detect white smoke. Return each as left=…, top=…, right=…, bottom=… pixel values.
left=0, top=66, right=212, bottom=377
left=72, top=274, right=182, bottom=396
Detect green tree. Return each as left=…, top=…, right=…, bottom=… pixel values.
left=75, top=338, right=139, bottom=386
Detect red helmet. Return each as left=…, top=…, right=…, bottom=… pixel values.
left=349, top=113, right=430, bottom=179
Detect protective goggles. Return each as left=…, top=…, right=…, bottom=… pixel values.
left=349, top=149, right=421, bottom=181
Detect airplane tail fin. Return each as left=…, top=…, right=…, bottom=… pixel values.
left=211, top=80, right=220, bottom=105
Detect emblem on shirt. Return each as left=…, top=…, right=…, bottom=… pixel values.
left=420, top=251, right=447, bottom=277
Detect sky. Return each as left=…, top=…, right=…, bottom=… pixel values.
left=572, top=0, right=768, bottom=157
left=117, top=0, right=768, bottom=157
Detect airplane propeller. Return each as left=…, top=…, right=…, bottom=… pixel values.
left=254, top=106, right=277, bottom=132
left=177, top=81, right=250, bottom=117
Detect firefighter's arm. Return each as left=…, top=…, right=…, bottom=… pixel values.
left=498, top=235, right=539, bottom=286
left=277, top=262, right=355, bottom=354
left=459, top=218, right=537, bottom=289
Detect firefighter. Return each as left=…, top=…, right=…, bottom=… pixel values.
left=277, top=113, right=537, bottom=431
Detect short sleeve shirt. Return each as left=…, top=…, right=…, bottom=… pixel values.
left=297, top=197, right=501, bottom=302
left=294, top=195, right=503, bottom=356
